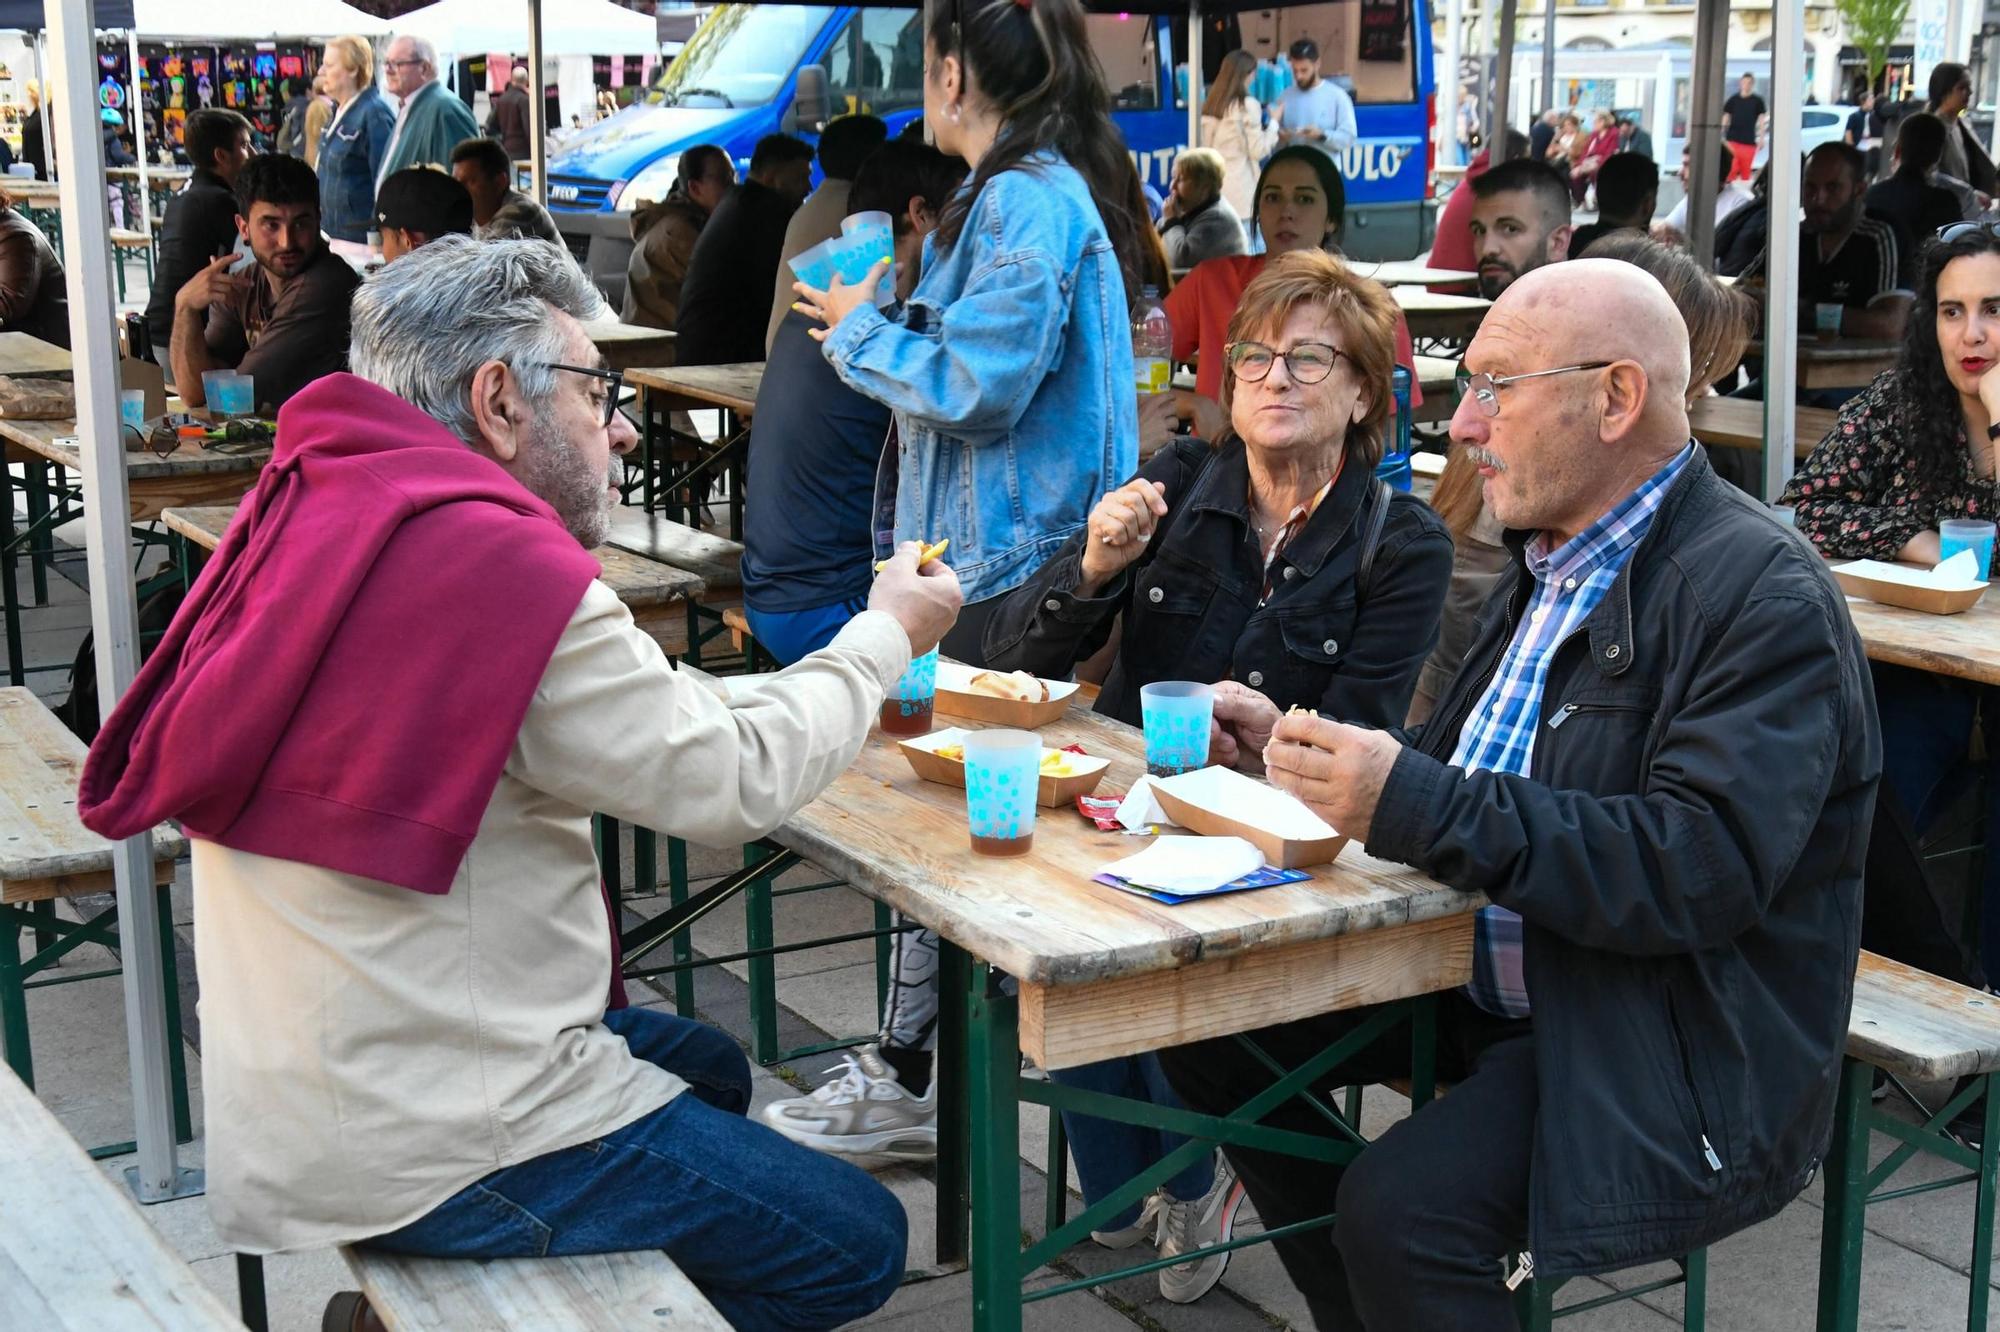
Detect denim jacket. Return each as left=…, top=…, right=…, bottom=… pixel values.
left=317, top=87, right=395, bottom=243
left=982, top=438, right=1452, bottom=728
left=823, top=150, right=1137, bottom=603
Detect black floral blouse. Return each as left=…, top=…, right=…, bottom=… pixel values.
left=1782, top=374, right=2000, bottom=559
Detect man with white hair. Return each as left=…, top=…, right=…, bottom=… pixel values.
left=1161, top=259, right=1879, bottom=1326
left=378, top=33, right=478, bottom=183
left=79, top=237, right=959, bottom=1330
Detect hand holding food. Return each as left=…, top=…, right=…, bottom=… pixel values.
left=1078, top=478, right=1169, bottom=594
left=869, top=540, right=963, bottom=656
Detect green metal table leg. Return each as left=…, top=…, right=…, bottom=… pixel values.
left=1815, top=1057, right=1872, bottom=1332
left=597, top=816, right=623, bottom=903
left=1342, top=1083, right=1362, bottom=1127
left=1968, top=1072, right=1999, bottom=1332
left=1683, top=1247, right=1708, bottom=1331
left=873, top=901, right=892, bottom=1016
left=22, top=459, right=47, bottom=605
left=935, top=940, right=971, bottom=1269
left=0, top=913, right=29, bottom=1085
left=2, top=456, right=24, bottom=686
left=633, top=828, right=658, bottom=898
left=1044, top=1107, right=1069, bottom=1234
left=29, top=899, right=53, bottom=964
left=155, top=883, right=193, bottom=1145
left=745, top=843, right=779, bottom=1064
left=666, top=837, right=694, bottom=1016
left=1514, top=1271, right=1558, bottom=1330
left=1407, top=991, right=1438, bottom=1107
left=966, top=958, right=1022, bottom=1332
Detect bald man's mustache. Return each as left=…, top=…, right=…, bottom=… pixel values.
left=1464, top=446, right=1509, bottom=472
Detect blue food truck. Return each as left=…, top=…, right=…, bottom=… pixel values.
left=546, top=2, right=1437, bottom=300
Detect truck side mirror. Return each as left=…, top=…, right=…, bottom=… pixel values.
left=793, top=64, right=831, bottom=133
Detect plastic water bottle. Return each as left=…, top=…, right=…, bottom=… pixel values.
left=1132, top=286, right=1172, bottom=396
left=1376, top=365, right=1414, bottom=491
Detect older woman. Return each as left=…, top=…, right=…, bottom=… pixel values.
left=976, top=251, right=1452, bottom=1301
left=1161, top=145, right=1419, bottom=442
left=1568, top=108, right=1622, bottom=205
left=1158, top=147, right=1246, bottom=269
left=315, top=35, right=395, bottom=243
left=1784, top=222, right=2000, bottom=976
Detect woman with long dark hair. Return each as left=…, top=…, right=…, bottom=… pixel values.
left=1201, top=49, right=1274, bottom=227
left=795, top=0, right=1141, bottom=655
left=1784, top=222, right=2000, bottom=974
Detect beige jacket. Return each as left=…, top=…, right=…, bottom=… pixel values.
left=767, top=178, right=853, bottom=353
left=194, top=581, right=909, bottom=1254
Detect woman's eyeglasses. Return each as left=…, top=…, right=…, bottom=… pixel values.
left=537, top=362, right=626, bottom=429
left=1226, top=340, right=1348, bottom=385
left=1454, top=361, right=1613, bottom=418
left=120, top=415, right=273, bottom=458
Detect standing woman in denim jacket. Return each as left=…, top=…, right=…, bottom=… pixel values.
left=794, top=0, right=1142, bottom=661
left=314, top=35, right=396, bottom=244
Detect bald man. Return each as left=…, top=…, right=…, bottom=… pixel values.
left=1160, top=261, right=1880, bottom=1327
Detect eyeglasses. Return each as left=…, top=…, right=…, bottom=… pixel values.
left=538, top=361, right=625, bottom=428
left=1454, top=361, right=1613, bottom=418
left=382, top=58, right=428, bottom=70
left=120, top=415, right=273, bottom=458
left=1938, top=221, right=2000, bottom=244
left=1226, top=340, right=1348, bottom=385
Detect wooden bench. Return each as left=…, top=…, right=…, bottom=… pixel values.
left=1817, top=950, right=2000, bottom=1332
left=0, top=1065, right=241, bottom=1329
left=0, top=688, right=192, bottom=1150
left=339, top=1246, right=729, bottom=1331
left=109, top=227, right=154, bottom=301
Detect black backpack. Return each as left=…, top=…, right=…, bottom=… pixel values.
left=55, top=583, right=184, bottom=744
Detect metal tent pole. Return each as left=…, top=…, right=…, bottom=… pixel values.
left=1539, top=0, right=1556, bottom=122
left=127, top=27, right=149, bottom=240
left=1186, top=0, right=1201, bottom=158
left=1686, top=0, right=1728, bottom=267
left=528, top=0, right=546, bottom=206
left=1444, top=0, right=1463, bottom=164
left=44, top=0, right=198, bottom=1204
left=1491, top=0, right=1517, bottom=160
left=1762, top=0, right=1804, bottom=503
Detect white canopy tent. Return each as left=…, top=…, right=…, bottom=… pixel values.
left=127, top=0, right=390, bottom=39
left=390, top=0, right=655, bottom=58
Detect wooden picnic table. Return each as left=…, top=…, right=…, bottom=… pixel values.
left=1687, top=397, right=1839, bottom=457
left=585, top=320, right=678, bottom=373
left=1414, top=353, right=1460, bottom=424
left=0, top=331, right=71, bottom=379
left=1345, top=257, right=1479, bottom=288
left=766, top=706, right=1480, bottom=1324
left=1746, top=337, right=1900, bottom=391
left=164, top=502, right=709, bottom=654
left=1393, top=287, right=1489, bottom=345
left=1842, top=587, right=2000, bottom=686
left=624, top=362, right=764, bottom=536
left=0, top=1066, right=240, bottom=1330
left=0, top=417, right=266, bottom=522
left=605, top=506, right=743, bottom=591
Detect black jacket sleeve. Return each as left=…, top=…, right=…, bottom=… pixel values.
left=146, top=187, right=239, bottom=351
left=1316, top=497, right=1454, bottom=728
left=1368, top=584, right=1862, bottom=956
left=980, top=441, right=1204, bottom=676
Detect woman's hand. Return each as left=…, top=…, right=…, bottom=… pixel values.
left=1077, top=478, right=1169, bottom=596
left=1136, top=391, right=1180, bottom=460
left=1977, top=364, right=2000, bottom=441
left=793, top=259, right=890, bottom=343
left=1209, top=681, right=1281, bottom=773
left=1899, top=529, right=1944, bottom=566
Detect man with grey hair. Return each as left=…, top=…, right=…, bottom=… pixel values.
left=79, top=235, right=959, bottom=1331
left=1160, top=260, right=1878, bottom=1326
left=379, top=32, right=478, bottom=184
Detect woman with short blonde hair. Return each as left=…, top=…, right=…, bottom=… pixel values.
left=315, top=36, right=395, bottom=241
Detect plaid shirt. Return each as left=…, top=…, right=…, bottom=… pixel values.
left=1449, top=444, right=1693, bottom=1018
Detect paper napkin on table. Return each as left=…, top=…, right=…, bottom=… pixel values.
left=1099, top=835, right=1265, bottom=895
left=1116, top=775, right=1178, bottom=831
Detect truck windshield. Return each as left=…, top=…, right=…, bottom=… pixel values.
left=647, top=4, right=837, bottom=108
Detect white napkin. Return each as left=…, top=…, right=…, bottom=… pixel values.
left=1116, top=775, right=1177, bottom=831
left=1100, top=836, right=1266, bottom=894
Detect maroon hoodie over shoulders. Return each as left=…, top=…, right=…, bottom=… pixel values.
left=79, top=374, right=602, bottom=895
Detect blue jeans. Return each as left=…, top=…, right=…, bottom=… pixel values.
left=1872, top=662, right=2000, bottom=975
left=745, top=596, right=868, bottom=666
left=1052, top=1054, right=1214, bottom=1229
left=362, top=1008, right=907, bottom=1331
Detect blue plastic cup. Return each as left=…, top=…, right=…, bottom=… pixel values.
left=1140, top=680, right=1214, bottom=777
left=1939, top=519, right=1997, bottom=580
left=119, top=388, right=146, bottom=437
left=213, top=372, right=255, bottom=418
left=963, top=728, right=1040, bottom=855
left=200, top=369, right=229, bottom=409
left=880, top=647, right=938, bottom=736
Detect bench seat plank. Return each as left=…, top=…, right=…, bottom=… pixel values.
left=343, top=1248, right=729, bottom=1332
left=1848, top=950, right=2000, bottom=1083
left=0, top=1067, right=241, bottom=1329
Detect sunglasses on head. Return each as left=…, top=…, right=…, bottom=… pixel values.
left=1937, top=221, right=2000, bottom=244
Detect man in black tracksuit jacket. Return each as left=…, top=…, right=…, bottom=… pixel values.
left=143, top=109, right=253, bottom=360
left=1163, top=260, right=1879, bottom=1327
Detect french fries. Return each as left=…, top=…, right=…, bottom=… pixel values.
left=875, top=539, right=950, bottom=572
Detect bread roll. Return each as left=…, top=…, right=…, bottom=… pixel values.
left=967, top=670, right=1047, bottom=703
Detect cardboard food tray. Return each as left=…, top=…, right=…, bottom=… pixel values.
left=1831, top=563, right=1987, bottom=616
left=897, top=727, right=1109, bottom=808
left=932, top=660, right=1077, bottom=728
left=1150, top=770, right=1347, bottom=869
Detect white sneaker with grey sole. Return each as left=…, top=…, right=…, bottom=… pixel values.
left=757, top=1046, right=937, bottom=1162
left=1156, top=1152, right=1246, bottom=1304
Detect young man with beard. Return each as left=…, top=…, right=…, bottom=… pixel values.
left=1739, top=141, right=1911, bottom=343
left=171, top=153, right=361, bottom=413
left=83, top=236, right=960, bottom=1331
left=1467, top=157, right=1572, bottom=300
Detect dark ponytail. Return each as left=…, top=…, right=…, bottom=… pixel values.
left=927, top=0, right=1143, bottom=303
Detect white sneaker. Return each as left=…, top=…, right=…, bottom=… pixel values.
left=1090, top=1190, right=1165, bottom=1250
left=757, top=1046, right=937, bottom=1162
left=1155, top=1152, right=1246, bottom=1304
